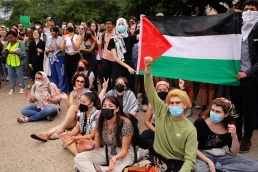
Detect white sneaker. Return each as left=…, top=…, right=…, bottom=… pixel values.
left=137, top=147, right=148, bottom=161
left=19, top=88, right=24, bottom=94
left=8, top=89, right=14, bottom=95
left=142, top=104, right=148, bottom=112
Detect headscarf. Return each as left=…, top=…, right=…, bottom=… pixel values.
left=111, top=18, right=128, bottom=61
left=156, top=81, right=169, bottom=90
left=36, top=71, right=50, bottom=92
left=215, top=97, right=238, bottom=118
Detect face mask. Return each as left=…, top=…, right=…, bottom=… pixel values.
left=169, top=107, right=184, bottom=117
left=35, top=25, right=40, bottom=29
left=242, top=11, right=258, bottom=24
left=35, top=81, right=43, bottom=86
left=117, top=26, right=126, bottom=33
left=115, top=84, right=125, bottom=93
left=157, top=91, right=168, bottom=100
left=101, top=108, right=115, bottom=120
left=210, top=111, right=223, bottom=123
left=79, top=103, right=89, bottom=112
left=67, top=26, right=74, bottom=32
left=78, top=66, right=84, bottom=72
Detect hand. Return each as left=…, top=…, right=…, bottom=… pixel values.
left=71, top=90, right=78, bottom=99
left=127, top=67, right=136, bottom=74
left=144, top=56, right=153, bottom=67
left=24, top=91, right=32, bottom=99
left=77, top=139, right=94, bottom=150
left=58, top=92, right=68, bottom=100
left=102, top=78, right=109, bottom=90
left=37, top=48, right=43, bottom=53
left=92, top=35, right=97, bottom=42
left=9, top=51, right=18, bottom=55
left=228, top=124, right=237, bottom=139
left=207, top=160, right=216, bottom=172
left=49, top=48, right=54, bottom=52
left=62, top=35, right=67, bottom=44
left=107, top=157, right=116, bottom=172
left=59, top=130, right=73, bottom=139
left=179, top=79, right=185, bottom=90
left=236, top=72, right=247, bottom=80
left=41, top=94, right=49, bottom=101
left=65, top=136, right=76, bottom=146
left=29, top=64, right=33, bottom=70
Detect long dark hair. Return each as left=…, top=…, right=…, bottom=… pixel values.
left=82, top=92, right=101, bottom=110
left=98, top=96, right=129, bottom=146
left=72, top=73, right=90, bottom=89
left=203, top=99, right=235, bottom=130
left=84, top=28, right=95, bottom=43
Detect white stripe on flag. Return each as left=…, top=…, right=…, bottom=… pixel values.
left=162, top=34, right=241, bottom=60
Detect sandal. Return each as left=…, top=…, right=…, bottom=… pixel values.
left=49, top=133, right=59, bottom=140
left=17, top=117, right=28, bottom=123
left=31, top=133, right=48, bottom=142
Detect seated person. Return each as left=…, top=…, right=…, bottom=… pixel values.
left=137, top=56, right=197, bottom=172
left=74, top=96, right=136, bottom=172
left=74, top=59, right=95, bottom=91
left=30, top=74, right=91, bottom=141
left=59, top=92, right=101, bottom=155
left=139, top=80, right=169, bottom=149
left=99, top=77, right=138, bottom=116
left=18, top=71, right=61, bottom=123
left=194, top=98, right=258, bottom=172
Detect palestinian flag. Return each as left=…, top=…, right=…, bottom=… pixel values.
left=138, top=11, right=242, bottom=86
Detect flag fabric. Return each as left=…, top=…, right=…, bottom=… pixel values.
left=138, top=11, right=242, bottom=86
left=20, top=15, right=30, bottom=29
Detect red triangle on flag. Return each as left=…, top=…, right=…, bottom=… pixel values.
left=138, top=17, right=172, bottom=72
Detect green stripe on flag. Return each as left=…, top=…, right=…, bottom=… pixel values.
left=139, top=56, right=240, bottom=86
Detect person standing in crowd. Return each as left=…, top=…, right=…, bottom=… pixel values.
left=0, top=41, right=3, bottom=87
left=17, top=23, right=25, bottom=41
left=24, top=27, right=34, bottom=78
left=80, top=28, right=97, bottom=91
left=18, top=71, right=61, bottom=123
left=2, top=30, right=26, bottom=95
left=90, top=21, right=98, bottom=37
left=99, top=77, right=138, bottom=116
left=80, top=21, right=87, bottom=29
left=0, top=28, right=8, bottom=44
left=41, top=17, right=54, bottom=42
left=138, top=81, right=169, bottom=149
left=128, top=16, right=137, bottom=28
left=78, top=25, right=85, bottom=42
left=230, top=0, right=258, bottom=153
left=138, top=56, right=197, bottom=172
left=29, top=30, right=45, bottom=81
left=74, top=96, right=136, bottom=172
left=194, top=98, right=258, bottom=172
left=98, top=18, right=115, bottom=91
left=107, top=18, right=138, bottom=91
left=129, top=24, right=136, bottom=35
left=61, top=22, right=82, bottom=92
left=45, top=26, right=68, bottom=93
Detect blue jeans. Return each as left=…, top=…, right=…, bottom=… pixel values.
left=49, top=56, right=69, bottom=93
left=195, top=151, right=258, bottom=172
left=21, top=104, right=58, bottom=121
left=7, top=65, right=25, bottom=88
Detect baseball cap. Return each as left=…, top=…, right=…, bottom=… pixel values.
left=46, top=17, right=54, bottom=21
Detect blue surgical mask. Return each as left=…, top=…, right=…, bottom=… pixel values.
left=210, top=111, right=222, bottom=123
left=169, top=107, right=184, bottom=117
left=117, top=26, right=126, bottom=33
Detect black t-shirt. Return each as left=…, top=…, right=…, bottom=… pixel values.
left=117, top=94, right=123, bottom=110
left=194, top=118, right=232, bottom=150
left=107, top=35, right=137, bottom=61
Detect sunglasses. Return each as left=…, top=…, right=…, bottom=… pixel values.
left=76, top=80, right=85, bottom=83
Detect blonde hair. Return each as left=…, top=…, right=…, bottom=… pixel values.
left=165, top=89, right=192, bottom=108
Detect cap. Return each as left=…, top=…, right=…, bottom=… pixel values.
left=46, top=17, right=54, bottom=21
left=156, top=81, right=169, bottom=90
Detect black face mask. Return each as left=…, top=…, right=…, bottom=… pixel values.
left=78, top=66, right=84, bottom=72
left=115, top=84, right=125, bottom=93
left=157, top=91, right=168, bottom=100
left=101, top=108, right=115, bottom=120
left=79, top=103, right=89, bottom=112
left=67, top=26, right=74, bottom=32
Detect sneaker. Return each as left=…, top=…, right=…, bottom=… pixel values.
left=19, top=88, right=24, bottom=94
left=137, top=147, right=148, bottom=161
left=31, top=133, right=48, bottom=142
left=8, top=89, right=14, bottom=95
left=185, top=108, right=193, bottom=117
left=239, top=138, right=251, bottom=153
left=17, top=116, right=28, bottom=123
left=142, top=104, right=148, bottom=112
left=193, top=101, right=201, bottom=109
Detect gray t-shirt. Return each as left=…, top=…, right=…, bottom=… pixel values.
left=240, top=39, right=251, bottom=72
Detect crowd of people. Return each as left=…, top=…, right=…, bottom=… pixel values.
left=0, top=0, right=258, bottom=171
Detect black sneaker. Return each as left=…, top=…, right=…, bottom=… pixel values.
left=239, top=138, right=251, bottom=153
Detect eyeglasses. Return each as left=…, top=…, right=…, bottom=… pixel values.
left=76, top=80, right=85, bottom=83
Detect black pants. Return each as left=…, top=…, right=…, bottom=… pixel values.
left=64, top=53, right=80, bottom=92
left=138, top=124, right=155, bottom=149
left=230, top=77, right=257, bottom=139
left=101, top=58, right=114, bottom=92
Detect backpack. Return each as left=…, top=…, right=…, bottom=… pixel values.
left=105, top=114, right=140, bottom=165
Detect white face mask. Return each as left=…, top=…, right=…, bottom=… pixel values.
left=35, top=25, right=40, bottom=29
left=241, top=11, right=258, bottom=41
left=242, top=11, right=258, bottom=24
left=35, top=81, right=43, bottom=86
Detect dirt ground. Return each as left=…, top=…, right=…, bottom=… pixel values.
left=0, top=79, right=257, bottom=172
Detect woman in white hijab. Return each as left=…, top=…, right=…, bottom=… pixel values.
left=107, top=18, right=139, bottom=91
